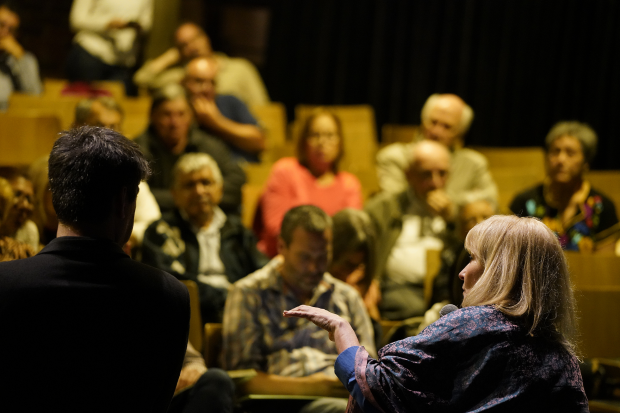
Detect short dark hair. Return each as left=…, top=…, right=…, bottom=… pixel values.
left=280, top=205, right=332, bottom=246
left=48, top=126, right=150, bottom=228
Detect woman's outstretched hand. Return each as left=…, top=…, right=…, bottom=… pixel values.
left=284, top=305, right=361, bottom=354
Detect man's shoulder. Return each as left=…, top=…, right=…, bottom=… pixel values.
left=376, top=142, right=414, bottom=163
left=454, top=147, right=489, bottom=167
left=233, top=257, right=280, bottom=291
left=365, top=189, right=403, bottom=212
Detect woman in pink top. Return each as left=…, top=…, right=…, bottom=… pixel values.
left=257, top=109, right=363, bottom=257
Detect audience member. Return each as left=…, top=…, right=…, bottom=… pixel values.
left=134, top=84, right=245, bottom=215
left=142, top=153, right=267, bottom=322
left=257, top=109, right=363, bottom=257
left=376, top=94, right=497, bottom=220
left=0, top=1, right=42, bottom=110
left=0, top=168, right=38, bottom=251
left=330, top=208, right=380, bottom=321
left=66, top=0, right=152, bottom=95
left=134, top=22, right=269, bottom=106
left=73, top=96, right=161, bottom=247
left=182, top=56, right=266, bottom=162
left=28, top=156, right=57, bottom=245
left=168, top=342, right=235, bottom=413
left=0, top=177, right=34, bottom=261
left=222, top=205, right=375, bottom=413
left=0, top=126, right=189, bottom=412
left=365, top=140, right=453, bottom=321
left=510, top=121, right=619, bottom=252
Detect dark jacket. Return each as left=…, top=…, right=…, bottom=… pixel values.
left=141, top=209, right=268, bottom=322
left=0, top=236, right=190, bottom=413
left=134, top=125, right=246, bottom=215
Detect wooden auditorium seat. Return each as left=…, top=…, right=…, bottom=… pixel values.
left=565, top=252, right=620, bottom=359
left=9, top=93, right=78, bottom=130
left=121, top=96, right=151, bottom=139
left=381, top=124, right=419, bottom=147
left=470, top=146, right=546, bottom=213
left=0, top=112, right=62, bottom=166
left=250, top=102, right=287, bottom=163
left=179, top=280, right=204, bottom=355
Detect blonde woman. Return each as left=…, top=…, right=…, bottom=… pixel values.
left=285, top=215, right=587, bottom=412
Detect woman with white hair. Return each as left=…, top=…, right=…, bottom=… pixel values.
left=284, top=215, right=588, bottom=412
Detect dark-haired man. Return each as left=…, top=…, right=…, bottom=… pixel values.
left=0, top=1, right=42, bottom=110
left=134, top=83, right=245, bottom=214
left=222, top=205, right=375, bottom=413
left=0, top=126, right=190, bottom=412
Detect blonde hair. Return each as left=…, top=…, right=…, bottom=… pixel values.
left=463, top=215, right=578, bottom=356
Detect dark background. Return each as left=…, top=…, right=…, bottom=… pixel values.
left=15, top=0, right=620, bottom=170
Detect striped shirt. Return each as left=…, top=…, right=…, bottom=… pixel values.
left=222, top=256, right=375, bottom=377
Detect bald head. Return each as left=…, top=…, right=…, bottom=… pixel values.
left=406, top=140, right=451, bottom=199
left=175, top=23, right=212, bottom=62
left=183, top=57, right=218, bottom=101
left=420, top=94, right=474, bottom=149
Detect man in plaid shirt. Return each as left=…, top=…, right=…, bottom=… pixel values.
left=222, top=205, right=375, bottom=413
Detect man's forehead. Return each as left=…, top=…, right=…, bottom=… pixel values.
left=0, top=7, right=19, bottom=27
left=427, top=102, right=462, bottom=125
left=176, top=25, right=202, bottom=43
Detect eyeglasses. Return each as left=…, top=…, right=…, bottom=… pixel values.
left=306, top=132, right=339, bottom=145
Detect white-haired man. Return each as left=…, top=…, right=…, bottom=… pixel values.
left=141, top=153, right=267, bottom=323
left=377, top=94, right=497, bottom=220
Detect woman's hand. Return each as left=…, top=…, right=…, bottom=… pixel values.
left=284, top=305, right=361, bottom=353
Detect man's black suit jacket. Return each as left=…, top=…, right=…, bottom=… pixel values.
left=0, top=236, right=190, bottom=412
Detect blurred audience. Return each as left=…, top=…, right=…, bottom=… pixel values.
left=376, top=94, right=497, bottom=220
left=0, top=177, right=35, bottom=261
left=366, top=140, right=453, bottom=321
left=27, top=156, right=57, bottom=245
left=73, top=97, right=161, bottom=248
left=0, top=168, right=38, bottom=251
left=168, top=342, right=235, bottom=413
left=182, top=56, right=265, bottom=163
left=0, top=1, right=42, bottom=111
left=330, top=208, right=380, bottom=321
left=134, top=22, right=269, bottom=106
left=134, top=84, right=245, bottom=215
left=510, top=121, right=619, bottom=252
left=223, top=205, right=374, bottom=413
left=142, top=153, right=266, bottom=323
left=257, top=109, right=363, bottom=257
left=66, top=0, right=152, bottom=95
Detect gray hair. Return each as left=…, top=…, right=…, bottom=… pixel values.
left=74, top=97, right=124, bottom=126
left=150, top=84, right=188, bottom=115
left=280, top=205, right=332, bottom=246
left=420, top=94, right=474, bottom=136
left=172, top=153, right=222, bottom=188
left=544, top=121, right=598, bottom=164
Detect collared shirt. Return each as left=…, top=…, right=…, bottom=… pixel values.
left=192, top=207, right=229, bottom=290
left=222, top=256, right=376, bottom=377
left=384, top=189, right=446, bottom=286
left=0, top=52, right=42, bottom=111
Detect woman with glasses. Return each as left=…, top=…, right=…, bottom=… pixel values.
left=257, top=109, right=363, bottom=257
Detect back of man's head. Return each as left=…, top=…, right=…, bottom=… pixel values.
left=48, top=126, right=150, bottom=230
left=280, top=205, right=332, bottom=246
left=74, top=97, right=124, bottom=130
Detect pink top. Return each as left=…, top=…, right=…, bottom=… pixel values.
left=257, top=157, right=363, bottom=257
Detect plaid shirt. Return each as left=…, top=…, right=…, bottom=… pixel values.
left=222, top=256, right=376, bottom=377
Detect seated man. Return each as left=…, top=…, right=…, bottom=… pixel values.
left=73, top=96, right=161, bottom=248
left=366, top=140, right=454, bottom=320
left=0, top=126, right=189, bottom=412
left=168, top=342, right=235, bottom=413
left=376, top=94, right=497, bottom=220
left=142, top=153, right=267, bottom=322
left=0, top=176, right=35, bottom=260
left=134, top=84, right=245, bottom=214
left=133, top=22, right=269, bottom=106
left=182, top=56, right=266, bottom=163
left=222, top=205, right=375, bottom=413
left=0, top=1, right=42, bottom=110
